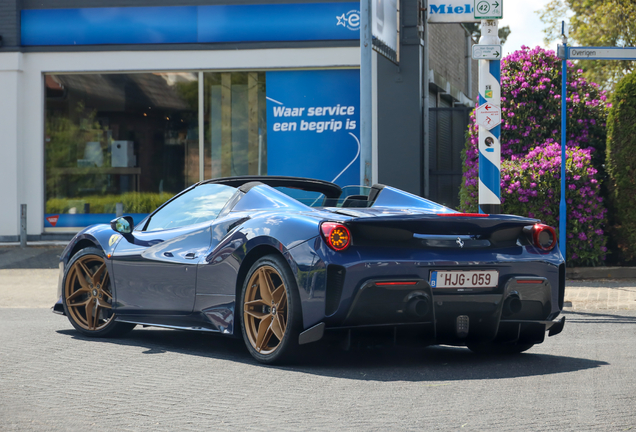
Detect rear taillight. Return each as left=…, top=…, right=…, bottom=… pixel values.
left=530, top=223, right=557, bottom=251
left=320, top=222, right=351, bottom=251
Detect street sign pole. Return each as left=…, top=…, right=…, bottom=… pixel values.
left=477, top=17, right=501, bottom=214
left=360, top=0, right=372, bottom=187
left=559, top=23, right=568, bottom=260
left=556, top=24, right=636, bottom=262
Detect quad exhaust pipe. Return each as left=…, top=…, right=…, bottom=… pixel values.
left=502, top=293, right=522, bottom=317
left=403, top=292, right=521, bottom=319
left=405, top=293, right=430, bottom=318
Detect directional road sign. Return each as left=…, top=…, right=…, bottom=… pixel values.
left=475, top=102, right=501, bottom=130
left=567, top=47, right=636, bottom=60
left=472, top=44, right=502, bottom=60
left=474, top=0, right=503, bottom=19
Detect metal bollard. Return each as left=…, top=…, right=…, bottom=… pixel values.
left=115, top=202, right=123, bottom=217
left=20, top=204, right=27, bottom=248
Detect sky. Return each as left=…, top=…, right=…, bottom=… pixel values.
left=499, top=0, right=562, bottom=55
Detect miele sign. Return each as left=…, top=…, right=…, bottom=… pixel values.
left=428, top=1, right=479, bottom=23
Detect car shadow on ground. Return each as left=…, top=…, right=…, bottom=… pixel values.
left=563, top=309, right=636, bottom=324
left=57, top=322, right=608, bottom=383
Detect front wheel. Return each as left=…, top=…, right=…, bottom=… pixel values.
left=240, top=255, right=302, bottom=364
left=62, top=247, right=135, bottom=338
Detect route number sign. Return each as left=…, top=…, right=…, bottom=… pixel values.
left=474, top=0, right=503, bottom=19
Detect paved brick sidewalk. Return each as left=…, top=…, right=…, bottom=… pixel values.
left=0, top=269, right=59, bottom=308
left=565, top=279, right=636, bottom=310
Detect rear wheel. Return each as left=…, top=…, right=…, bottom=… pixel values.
left=240, top=255, right=301, bottom=364
left=62, top=247, right=135, bottom=337
left=467, top=342, right=534, bottom=355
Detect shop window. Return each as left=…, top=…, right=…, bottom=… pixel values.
left=204, top=72, right=267, bottom=179
left=44, top=71, right=267, bottom=230
left=44, top=72, right=199, bottom=229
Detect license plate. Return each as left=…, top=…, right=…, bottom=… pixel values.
left=430, top=270, right=498, bottom=288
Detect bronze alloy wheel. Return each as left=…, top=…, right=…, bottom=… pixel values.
left=64, top=253, right=114, bottom=331
left=243, top=265, right=289, bottom=355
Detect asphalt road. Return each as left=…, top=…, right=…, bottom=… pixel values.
left=1, top=307, right=635, bottom=431
left=1, top=245, right=635, bottom=430
left=0, top=245, right=64, bottom=269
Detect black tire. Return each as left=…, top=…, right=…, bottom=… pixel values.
left=240, top=254, right=302, bottom=364
left=467, top=342, right=534, bottom=355
left=62, top=247, right=135, bottom=338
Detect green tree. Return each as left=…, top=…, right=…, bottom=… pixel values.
left=538, top=0, right=636, bottom=91
left=606, top=70, right=636, bottom=264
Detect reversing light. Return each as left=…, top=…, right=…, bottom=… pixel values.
left=320, top=222, right=351, bottom=251
left=532, top=224, right=557, bottom=251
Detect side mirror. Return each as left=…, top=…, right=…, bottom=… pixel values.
left=110, top=216, right=134, bottom=234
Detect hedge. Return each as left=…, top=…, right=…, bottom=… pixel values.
left=606, top=71, right=636, bottom=263
left=46, top=192, right=173, bottom=214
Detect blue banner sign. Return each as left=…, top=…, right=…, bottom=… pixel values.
left=22, top=3, right=360, bottom=46
left=266, top=70, right=360, bottom=188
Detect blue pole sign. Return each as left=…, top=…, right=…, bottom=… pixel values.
left=266, top=70, right=361, bottom=188
left=559, top=42, right=567, bottom=260
left=556, top=24, right=636, bottom=261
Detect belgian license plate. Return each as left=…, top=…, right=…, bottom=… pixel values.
left=430, top=270, right=498, bottom=288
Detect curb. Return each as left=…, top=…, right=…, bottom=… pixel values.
left=0, top=241, right=69, bottom=247
left=567, top=266, right=636, bottom=280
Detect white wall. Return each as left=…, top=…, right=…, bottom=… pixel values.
left=0, top=53, right=22, bottom=238
left=4, top=47, right=360, bottom=238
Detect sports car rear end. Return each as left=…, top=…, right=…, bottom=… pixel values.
left=293, top=188, right=565, bottom=351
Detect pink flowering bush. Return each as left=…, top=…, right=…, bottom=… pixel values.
left=459, top=46, right=609, bottom=266
left=499, top=46, right=608, bottom=164
left=500, top=143, right=607, bottom=266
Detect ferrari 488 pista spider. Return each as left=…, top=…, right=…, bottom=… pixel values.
left=54, top=176, right=565, bottom=363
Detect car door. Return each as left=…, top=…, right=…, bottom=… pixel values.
left=110, top=183, right=237, bottom=315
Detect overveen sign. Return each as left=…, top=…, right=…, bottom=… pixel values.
left=428, top=1, right=479, bottom=23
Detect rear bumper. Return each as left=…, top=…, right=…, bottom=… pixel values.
left=299, top=316, right=566, bottom=346
left=302, top=275, right=565, bottom=346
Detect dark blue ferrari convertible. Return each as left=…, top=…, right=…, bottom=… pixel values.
left=53, top=176, right=565, bottom=364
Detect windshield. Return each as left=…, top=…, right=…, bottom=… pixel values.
left=144, top=184, right=237, bottom=231
left=273, top=185, right=371, bottom=208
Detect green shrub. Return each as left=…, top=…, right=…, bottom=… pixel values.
left=500, top=142, right=607, bottom=266
left=46, top=192, right=173, bottom=214
left=606, top=71, right=636, bottom=264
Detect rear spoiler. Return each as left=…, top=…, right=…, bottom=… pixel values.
left=346, top=214, right=539, bottom=238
